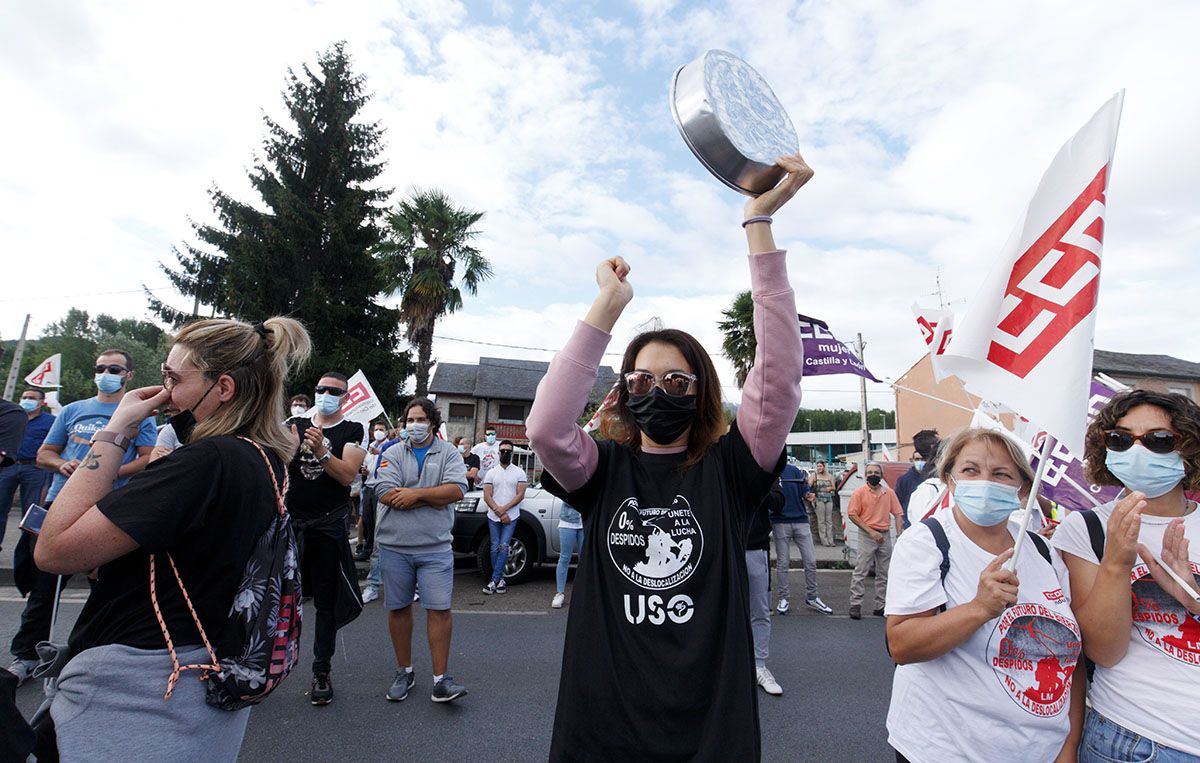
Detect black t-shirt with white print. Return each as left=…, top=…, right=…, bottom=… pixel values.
left=284, top=417, right=363, bottom=521
left=541, top=424, right=782, bottom=763
left=68, top=437, right=284, bottom=657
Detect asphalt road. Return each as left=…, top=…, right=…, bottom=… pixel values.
left=4, top=565, right=897, bottom=762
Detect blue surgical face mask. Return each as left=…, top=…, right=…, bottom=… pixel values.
left=94, top=372, right=124, bottom=394
left=953, top=479, right=1022, bottom=527
left=407, top=423, right=430, bottom=443
left=399, top=428, right=409, bottom=441
left=314, top=393, right=341, bottom=415
left=486, top=433, right=496, bottom=445
left=19, top=398, right=39, bottom=412
left=1106, top=444, right=1185, bottom=498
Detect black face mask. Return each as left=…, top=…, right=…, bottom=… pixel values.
left=168, top=380, right=219, bottom=445
left=626, top=388, right=697, bottom=446
left=499, top=450, right=513, bottom=466
left=866, top=474, right=882, bottom=487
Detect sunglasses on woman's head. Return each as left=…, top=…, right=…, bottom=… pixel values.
left=95, top=364, right=128, bottom=375
left=623, top=370, right=697, bottom=398
left=1104, top=429, right=1177, bottom=454
left=314, top=386, right=347, bottom=396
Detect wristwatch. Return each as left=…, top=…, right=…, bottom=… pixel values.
left=318, top=452, right=332, bottom=464
left=91, top=430, right=132, bottom=450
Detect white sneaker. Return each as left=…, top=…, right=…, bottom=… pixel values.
left=551, top=592, right=565, bottom=609
left=756, top=666, right=783, bottom=696
left=6, top=657, right=38, bottom=687
left=805, top=596, right=833, bottom=615
left=362, top=586, right=379, bottom=604
left=496, top=579, right=507, bottom=594
left=775, top=598, right=789, bottom=615
left=482, top=581, right=497, bottom=595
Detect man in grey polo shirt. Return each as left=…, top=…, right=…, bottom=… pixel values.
left=374, top=398, right=468, bottom=704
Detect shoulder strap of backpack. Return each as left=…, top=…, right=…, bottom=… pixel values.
left=1025, top=531, right=1052, bottom=566
left=149, top=438, right=288, bottom=700
left=920, top=517, right=951, bottom=584
left=1080, top=509, right=1105, bottom=562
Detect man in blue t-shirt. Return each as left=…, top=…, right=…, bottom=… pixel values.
left=6, top=349, right=157, bottom=684
left=770, top=462, right=833, bottom=617
left=0, top=390, right=56, bottom=551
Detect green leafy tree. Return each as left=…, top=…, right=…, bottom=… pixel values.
left=376, top=189, right=491, bottom=397
left=792, top=408, right=895, bottom=432
left=717, top=290, right=754, bottom=389
left=147, top=42, right=412, bottom=398
left=13, top=309, right=169, bottom=404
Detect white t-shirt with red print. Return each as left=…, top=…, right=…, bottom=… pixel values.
left=886, top=509, right=1081, bottom=763
left=1053, top=499, right=1200, bottom=755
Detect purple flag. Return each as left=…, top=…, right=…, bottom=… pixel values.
left=797, top=314, right=879, bottom=382
left=1030, top=380, right=1122, bottom=512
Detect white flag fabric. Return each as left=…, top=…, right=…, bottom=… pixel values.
left=911, top=304, right=955, bottom=382
left=938, top=92, right=1123, bottom=456
left=583, top=384, right=620, bottom=434
left=298, top=370, right=386, bottom=425
left=24, top=354, right=62, bottom=387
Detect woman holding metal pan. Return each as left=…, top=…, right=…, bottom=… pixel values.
left=1054, top=389, right=1200, bottom=762
left=526, top=154, right=811, bottom=763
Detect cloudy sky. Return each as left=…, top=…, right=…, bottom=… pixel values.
left=2, top=0, right=1198, bottom=411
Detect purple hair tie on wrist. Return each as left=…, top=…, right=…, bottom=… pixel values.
left=742, top=215, right=773, bottom=228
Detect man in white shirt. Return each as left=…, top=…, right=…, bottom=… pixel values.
left=481, top=439, right=526, bottom=595
left=471, top=429, right=501, bottom=484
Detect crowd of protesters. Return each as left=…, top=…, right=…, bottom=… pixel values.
left=1, top=152, right=1199, bottom=762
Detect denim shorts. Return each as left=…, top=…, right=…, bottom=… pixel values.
left=1081, top=709, right=1200, bottom=763
left=378, top=548, right=454, bottom=611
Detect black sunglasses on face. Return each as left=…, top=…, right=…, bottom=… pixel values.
left=1104, top=429, right=1178, bottom=455
left=95, top=364, right=129, bottom=375
left=314, top=386, right=347, bottom=396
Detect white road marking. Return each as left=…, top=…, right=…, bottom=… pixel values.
left=450, top=610, right=548, bottom=616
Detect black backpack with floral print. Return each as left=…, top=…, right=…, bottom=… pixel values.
left=150, top=437, right=303, bottom=710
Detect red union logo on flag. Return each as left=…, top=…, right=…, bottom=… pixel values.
left=987, top=166, right=1108, bottom=379
left=916, top=316, right=953, bottom=355
left=340, top=382, right=371, bottom=412
left=28, top=362, right=54, bottom=386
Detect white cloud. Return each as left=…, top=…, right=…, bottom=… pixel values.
left=2, top=0, right=1198, bottom=417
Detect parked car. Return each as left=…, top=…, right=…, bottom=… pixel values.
left=451, top=484, right=578, bottom=584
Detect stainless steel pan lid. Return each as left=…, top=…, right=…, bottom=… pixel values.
left=670, top=50, right=798, bottom=197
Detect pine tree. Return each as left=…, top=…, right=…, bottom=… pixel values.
left=148, top=42, right=412, bottom=397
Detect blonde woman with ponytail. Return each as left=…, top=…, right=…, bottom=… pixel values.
left=34, top=316, right=310, bottom=762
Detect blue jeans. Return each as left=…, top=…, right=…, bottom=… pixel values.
left=556, top=527, right=584, bottom=593
left=0, top=463, right=48, bottom=548
left=489, top=519, right=517, bottom=584
left=1080, top=709, right=1200, bottom=762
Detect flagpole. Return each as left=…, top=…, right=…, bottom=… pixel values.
left=1007, top=434, right=1056, bottom=571
left=2, top=313, right=31, bottom=400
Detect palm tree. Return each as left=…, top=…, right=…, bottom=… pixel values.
left=717, top=290, right=755, bottom=389
left=376, top=189, right=492, bottom=397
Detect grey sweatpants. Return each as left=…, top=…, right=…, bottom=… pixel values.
left=51, top=643, right=251, bottom=762
left=773, top=521, right=818, bottom=603
left=745, top=549, right=771, bottom=667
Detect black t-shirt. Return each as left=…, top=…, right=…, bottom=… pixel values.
left=541, top=425, right=782, bottom=763
left=464, top=453, right=481, bottom=490
left=69, top=436, right=284, bottom=656
left=284, top=417, right=364, bottom=520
